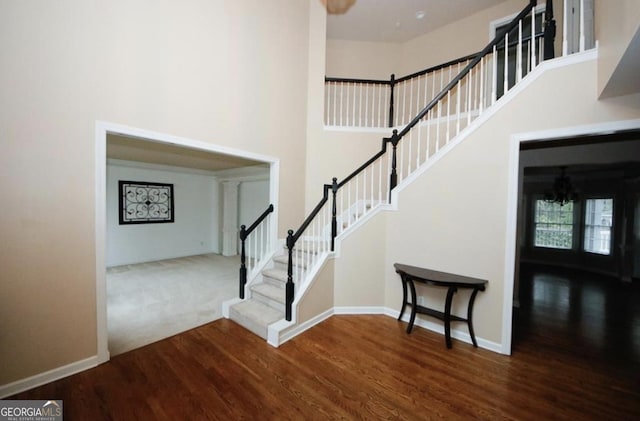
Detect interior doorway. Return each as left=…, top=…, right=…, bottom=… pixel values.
left=506, top=122, right=640, bottom=360
left=95, top=122, right=279, bottom=361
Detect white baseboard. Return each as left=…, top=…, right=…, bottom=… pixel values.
left=334, top=306, right=387, bottom=315
left=270, top=306, right=502, bottom=354
left=270, top=308, right=334, bottom=347
left=0, top=355, right=100, bottom=399
left=384, top=307, right=503, bottom=354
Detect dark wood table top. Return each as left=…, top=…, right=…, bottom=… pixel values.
left=394, top=263, right=488, bottom=289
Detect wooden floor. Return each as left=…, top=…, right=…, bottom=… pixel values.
left=12, top=265, right=640, bottom=420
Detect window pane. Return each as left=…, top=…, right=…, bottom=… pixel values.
left=583, top=198, right=613, bottom=255
left=534, top=201, right=573, bottom=249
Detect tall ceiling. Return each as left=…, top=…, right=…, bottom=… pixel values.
left=326, top=0, right=510, bottom=43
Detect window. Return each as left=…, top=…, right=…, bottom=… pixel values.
left=534, top=200, right=574, bottom=249
left=583, top=198, right=613, bottom=255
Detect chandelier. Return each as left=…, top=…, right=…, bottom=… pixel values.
left=544, top=166, right=579, bottom=206
left=320, top=0, right=356, bottom=15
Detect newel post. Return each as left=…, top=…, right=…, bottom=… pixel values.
left=331, top=177, right=338, bottom=251
left=388, top=129, right=400, bottom=202
left=388, top=74, right=396, bottom=127
left=285, top=229, right=295, bottom=322
left=239, top=224, right=247, bottom=299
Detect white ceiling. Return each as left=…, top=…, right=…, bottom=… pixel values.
left=107, top=134, right=267, bottom=173
left=326, top=0, right=510, bottom=43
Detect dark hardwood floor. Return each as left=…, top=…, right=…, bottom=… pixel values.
left=514, top=263, right=640, bottom=375
left=11, top=266, right=640, bottom=420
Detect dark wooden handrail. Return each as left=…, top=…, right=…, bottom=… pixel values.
left=324, top=76, right=390, bottom=85
left=240, top=204, right=274, bottom=241
left=238, top=204, right=274, bottom=299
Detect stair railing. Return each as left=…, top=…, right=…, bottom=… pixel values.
left=238, top=204, right=274, bottom=299
left=286, top=0, right=544, bottom=321
left=325, top=52, right=478, bottom=129
left=324, top=1, right=556, bottom=130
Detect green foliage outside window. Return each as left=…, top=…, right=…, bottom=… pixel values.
left=534, top=201, right=574, bottom=249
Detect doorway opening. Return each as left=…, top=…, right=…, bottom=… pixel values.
left=506, top=121, right=640, bottom=371
left=95, top=122, right=279, bottom=360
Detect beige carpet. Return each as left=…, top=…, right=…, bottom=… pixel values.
left=106, top=253, right=239, bottom=356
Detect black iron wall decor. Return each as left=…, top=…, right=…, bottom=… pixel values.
left=119, top=180, right=174, bottom=225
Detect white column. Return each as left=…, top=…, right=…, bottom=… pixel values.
left=222, top=181, right=239, bottom=256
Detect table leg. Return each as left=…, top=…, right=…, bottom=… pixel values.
left=398, top=275, right=408, bottom=321
left=406, top=278, right=418, bottom=334
left=467, top=288, right=481, bottom=347
left=444, top=286, right=458, bottom=348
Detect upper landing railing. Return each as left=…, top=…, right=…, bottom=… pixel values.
left=324, top=0, right=594, bottom=130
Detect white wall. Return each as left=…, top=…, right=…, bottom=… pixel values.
left=238, top=180, right=270, bottom=226
left=0, top=0, right=310, bottom=387
left=106, top=162, right=219, bottom=266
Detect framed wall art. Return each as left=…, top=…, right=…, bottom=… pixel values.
left=118, top=180, right=175, bottom=225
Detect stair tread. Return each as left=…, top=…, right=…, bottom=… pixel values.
left=252, top=282, right=285, bottom=303
left=230, top=299, right=284, bottom=325
left=273, top=255, right=308, bottom=269
left=262, top=268, right=288, bottom=282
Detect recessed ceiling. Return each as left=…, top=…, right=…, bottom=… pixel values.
left=107, top=134, right=266, bottom=173
left=326, top=0, right=511, bottom=43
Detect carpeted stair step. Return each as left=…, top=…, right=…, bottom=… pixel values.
left=251, top=282, right=285, bottom=312
left=229, top=299, right=284, bottom=340
left=272, top=255, right=308, bottom=272
left=261, top=268, right=288, bottom=287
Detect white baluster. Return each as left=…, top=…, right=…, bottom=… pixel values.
left=364, top=84, right=369, bottom=127
left=491, top=46, right=497, bottom=104
left=579, top=0, right=586, bottom=52
left=504, top=31, right=509, bottom=94
left=531, top=10, right=537, bottom=68
left=409, top=78, right=414, bottom=127
left=332, top=82, right=338, bottom=126
left=339, top=82, right=344, bottom=126
left=324, top=83, right=329, bottom=125
left=467, top=67, right=473, bottom=126
left=399, top=81, right=405, bottom=126
left=377, top=158, right=382, bottom=204
left=355, top=173, right=360, bottom=220
left=456, top=63, right=461, bottom=136
left=479, top=56, right=485, bottom=113
left=562, top=0, right=569, bottom=56
left=352, top=83, right=356, bottom=125
left=517, top=20, right=523, bottom=82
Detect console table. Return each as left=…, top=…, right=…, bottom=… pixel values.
left=394, top=263, right=488, bottom=348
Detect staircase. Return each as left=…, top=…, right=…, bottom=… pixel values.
left=228, top=256, right=293, bottom=339
left=226, top=0, right=559, bottom=343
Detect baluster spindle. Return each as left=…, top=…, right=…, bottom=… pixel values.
left=504, top=31, right=509, bottom=95
left=517, top=20, right=523, bottom=82
left=531, top=8, right=537, bottom=68
left=364, top=84, right=369, bottom=127
left=491, top=45, right=497, bottom=104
